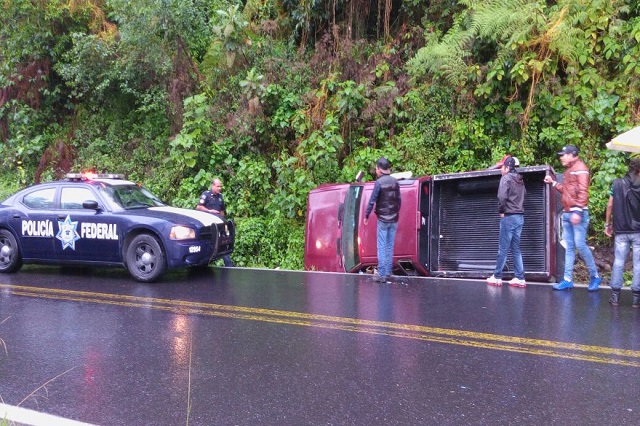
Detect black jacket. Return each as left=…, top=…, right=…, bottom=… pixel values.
left=611, top=173, right=640, bottom=234
left=497, top=171, right=526, bottom=214
left=366, top=173, right=401, bottom=223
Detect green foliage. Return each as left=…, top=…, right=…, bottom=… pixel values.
left=0, top=172, right=24, bottom=200
left=239, top=67, right=265, bottom=100
left=211, top=3, right=249, bottom=68
left=271, top=153, right=316, bottom=219
left=230, top=215, right=304, bottom=269
left=55, top=33, right=120, bottom=106
left=230, top=154, right=273, bottom=217
left=4, top=0, right=640, bottom=272
left=0, top=104, right=53, bottom=173
left=168, top=93, right=212, bottom=169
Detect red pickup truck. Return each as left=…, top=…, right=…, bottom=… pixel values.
left=304, top=165, right=564, bottom=282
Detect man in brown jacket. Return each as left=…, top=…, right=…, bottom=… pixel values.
left=544, top=145, right=601, bottom=291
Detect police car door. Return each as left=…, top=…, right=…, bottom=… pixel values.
left=13, top=186, right=57, bottom=260
left=53, top=186, right=120, bottom=263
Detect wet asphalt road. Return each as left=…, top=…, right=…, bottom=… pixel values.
left=1, top=266, right=640, bottom=426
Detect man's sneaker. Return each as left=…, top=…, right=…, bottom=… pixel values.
left=487, top=275, right=502, bottom=286
left=553, top=280, right=574, bottom=290
left=508, top=278, right=527, bottom=288
left=587, top=276, right=601, bottom=292
left=373, top=273, right=385, bottom=283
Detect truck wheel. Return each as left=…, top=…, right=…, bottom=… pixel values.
left=0, top=230, right=22, bottom=273
left=125, top=234, right=167, bottom=283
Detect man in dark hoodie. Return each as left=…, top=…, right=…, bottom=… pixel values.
left=487, top=156, right=527, bottom=287
left=604, top=157, right=640, bottom=307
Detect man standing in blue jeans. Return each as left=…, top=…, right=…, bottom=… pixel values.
left=364, top=157, right=401, bottom=283
left=487, top=156, right=527, bottom=287
left=544, top=145, right=601, bottom=291
left=604, top=157, right=640, bottom=307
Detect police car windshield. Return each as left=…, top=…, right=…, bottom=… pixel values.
left=98, top=184, right=165, bottom=210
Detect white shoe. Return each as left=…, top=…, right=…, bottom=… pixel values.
left=508, top=277, right=526, bottom=288
left=487, top=275, right=502, bottom=286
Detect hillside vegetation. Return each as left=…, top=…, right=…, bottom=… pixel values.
left=2, top=0, right=639, bottom=269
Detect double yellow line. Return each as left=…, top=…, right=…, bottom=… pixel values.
left=3, top=283, right=640, bottom=367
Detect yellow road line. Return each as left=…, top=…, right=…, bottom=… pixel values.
left=2, top=283, right=639, bottom=367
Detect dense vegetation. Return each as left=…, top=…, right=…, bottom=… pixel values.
left=2, top=0, right=639, bottom=269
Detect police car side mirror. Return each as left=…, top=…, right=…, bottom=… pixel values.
left=83, top=200, right=100, bottom=210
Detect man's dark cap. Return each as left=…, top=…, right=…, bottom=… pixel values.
left=557, top=145, right=579, bottom=156
left=376, top=157, right=391, bottom=171
left=504, top=156, right=518, bottom=169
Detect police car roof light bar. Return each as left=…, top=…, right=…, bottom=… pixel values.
left=65, top=172, right=125, bottom=181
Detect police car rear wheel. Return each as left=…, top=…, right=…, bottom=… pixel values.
left=125, top=234, right=167, bottom=283
left=0, top=229, right=23, bottom=273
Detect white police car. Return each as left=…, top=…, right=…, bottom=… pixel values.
left=0, top=173, right=234, bottom=282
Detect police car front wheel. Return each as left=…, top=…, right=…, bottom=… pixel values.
left=125, top=234, right=167, bottom=283
left=0, top=229, right=23, bottom=273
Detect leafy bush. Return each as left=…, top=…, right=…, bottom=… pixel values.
left=229, top=216, right=304, bottom=269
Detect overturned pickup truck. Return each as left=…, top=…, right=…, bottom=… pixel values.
left=304, top=166, right=565, bottom=282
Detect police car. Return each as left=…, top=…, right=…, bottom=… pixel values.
left=0, top=173, right=235, bottom=282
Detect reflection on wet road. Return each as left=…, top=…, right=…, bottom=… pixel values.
left=4, top=283, right=640, bottom=369
left=1, top=266, right=640, bottom=425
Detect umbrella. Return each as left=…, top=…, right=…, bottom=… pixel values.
left=607, top=126, right=640, bottom=153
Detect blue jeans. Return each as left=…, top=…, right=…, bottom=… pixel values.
left=493, top=214, right=525, bottom=279
left=377, top=220, right=398, bottom=277
left=609, top=233, right=640, bottom=291
left=562, top=211, right=598, bottom=281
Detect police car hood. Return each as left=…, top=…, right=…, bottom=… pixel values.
left=126, top=207, right=225, bottom=226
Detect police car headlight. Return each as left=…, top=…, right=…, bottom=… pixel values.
left=170, top=226, right=196, bottom=240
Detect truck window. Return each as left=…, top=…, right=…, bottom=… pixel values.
left=342, top=185, right=362, bottom=271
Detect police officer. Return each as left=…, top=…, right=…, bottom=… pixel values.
left=197, top=178, right=234, bottom=267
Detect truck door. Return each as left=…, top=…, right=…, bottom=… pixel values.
left=304, top=184, right=350, bottom=272
left=341, top=185, right=364, bottom=272
left=350, top=180, right=427, bottom=275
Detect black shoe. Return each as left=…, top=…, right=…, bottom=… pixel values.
left=609, top=289, right=621, bottom=307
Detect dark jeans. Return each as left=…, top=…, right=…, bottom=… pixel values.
left=223, top=254, right=234, bottom=267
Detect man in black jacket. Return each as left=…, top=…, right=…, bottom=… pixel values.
left=364, top=157, right=401, bottom=283
left=604, top=157, right=640, bottom=307
left=487, top=156, right=527, bottom=287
